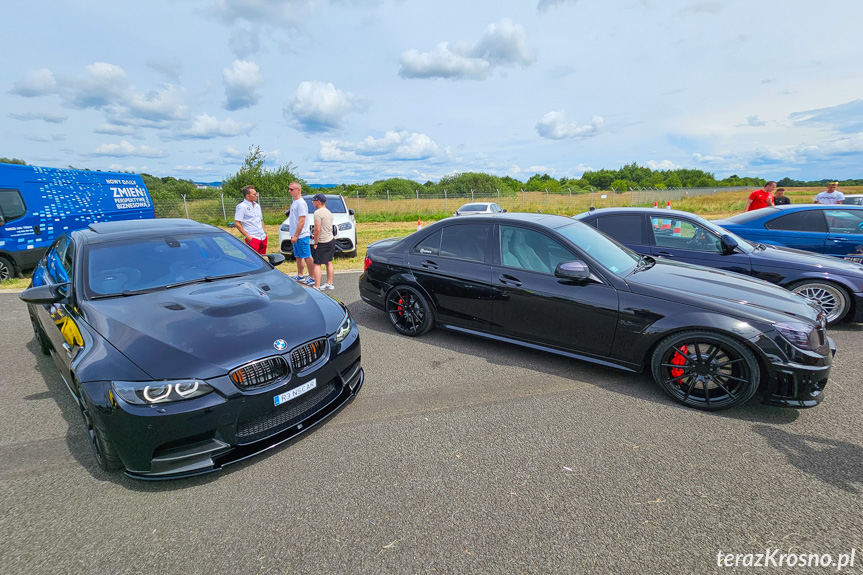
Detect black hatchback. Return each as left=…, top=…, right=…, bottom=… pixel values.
left=359, top=213, right=834, bottom=411
left=574, top=207, right=863, bottom=325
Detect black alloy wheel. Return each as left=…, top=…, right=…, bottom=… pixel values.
left=0, top=256, right=14, bottom=281
left=651, top=330, right=760, bottom=411
left=385, top=285, right=434, bottom=337
left=790, top=281, right=849, bottom=325
left=77, top=383, right=123, bottom=471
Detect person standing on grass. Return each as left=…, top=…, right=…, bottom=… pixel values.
left=814, top=182, right=845, bottom=204
left=773, top=188, right=791, bottom=205
left=288, top=182, right=314, bottom=285
left=234, top=185, right=267, bottom=255
left=745, top=181, right=776, bottom=211
left=311, top=193, right=336, bottom=291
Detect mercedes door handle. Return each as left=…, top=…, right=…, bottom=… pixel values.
left=498, top=274, right=522, bottom=287
left=421, top=260, right=439, bottom=270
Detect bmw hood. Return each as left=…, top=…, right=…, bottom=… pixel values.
left=627, top=259, right=820, bottom=324
left=81, top=271, right=346, bottom=380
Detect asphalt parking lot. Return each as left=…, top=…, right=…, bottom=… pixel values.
left=2, top=271, right=862, bottom=574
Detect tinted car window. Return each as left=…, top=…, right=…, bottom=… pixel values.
left=651, top=217, right=722, bottom=252
left=439, top=224, right=490, bottom=262
left=500, top=226, right=573, bottom=274
left=766, top=211, right=827, bottom=232
left=87, top=233, right=268, bottom=295
left=556, top=222, right=638, bottom=276
left=596, top=215, right=645, bottom=244
left=0, top=189, right=26, bottom=223
left=824, top=210, right=863, bottom=234
left=412, top=230, right=441, bottom=256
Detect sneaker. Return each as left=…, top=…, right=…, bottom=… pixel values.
left=322, top=283, right=335, bottom=290
left=316, top=286, right=328, bottom=292
left=292, top=275, right=306, bottom=281
left=303, top=277, right=315, bottom=285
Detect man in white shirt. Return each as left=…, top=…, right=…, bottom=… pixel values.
left=814, top=182, right=845, bottom=204
left=288, top=182, right=314, bottom=284
left=233, top=185, right=267, bottom=254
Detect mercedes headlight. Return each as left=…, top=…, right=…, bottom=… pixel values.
left=112, top=379, right=214, bottom=405
left=774, top=322, right=818, bottom=351
left=338, top=222, right=353, bottom=231
left=279, top=223, right=291, bottom=232
left=335, top=313, right=352, bottom=343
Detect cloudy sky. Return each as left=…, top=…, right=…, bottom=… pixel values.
left=4, top=0, right=862, bottom=184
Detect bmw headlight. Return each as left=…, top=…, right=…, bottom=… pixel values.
left=335, top=313, right=352, bottom=343
left=112, top=380, right=214, bottom=405
left=279, top=223, right=291, bottom=232
left=774, top=322, right=818, bottom=350
left=338, top=222, right=353, bottom=231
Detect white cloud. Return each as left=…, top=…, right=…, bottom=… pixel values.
left=536, top=0, right=577, bottom=12
left=221, top=146, right=247, bottom=160
left=284, top=81, right=365, bottom=133
left=223, top=60, right=263, bottom=110
left=645, top=160, right=683, bottom=171
left=536, top=111, right=603, bottom=139
left=399, top=19, right=535, bottom=80
left=319, top=131, right=442, bottom=162
left=8, top=111, right=67, bottom=123
left=205, top=0, right=312, bottom=30
left=66, top=62, right=129, bottom=109
left=177, top=113, right=255, bottom=139
left=126, top=85, right=189, bottom=121
left=744, top=114, right=766, bottom=127
left=89, top=140, right=168, bottom=158
left=95, top=124, right=137, bottom=136
left=11, top=69, right=58, bottom=97
left=107, top=163, right=148, bottom=173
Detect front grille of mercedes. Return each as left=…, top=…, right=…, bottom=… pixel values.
left=229, top=356, right=289, bottom=390
left=291, top=339, right=327, bottom=372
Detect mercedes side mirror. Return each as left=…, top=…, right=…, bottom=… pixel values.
left=555, top=260, right=590, bottom=280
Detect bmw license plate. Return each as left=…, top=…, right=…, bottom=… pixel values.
left=274, top=379, right=316, bottom=406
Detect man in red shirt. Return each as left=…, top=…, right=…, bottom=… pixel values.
left=745, top=181, right=776, bottom=211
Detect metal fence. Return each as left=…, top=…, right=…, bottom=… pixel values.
left=154, top=186, right=751, bottom=224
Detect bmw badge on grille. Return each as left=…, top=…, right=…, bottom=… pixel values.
left=273, top=339, right=287, bottom=351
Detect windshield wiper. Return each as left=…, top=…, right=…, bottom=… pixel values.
left=634, top=254, right=656, bottom=271
left=90, top=286, right=165, bottom=299
left=165, top=273, right=248, bottom=290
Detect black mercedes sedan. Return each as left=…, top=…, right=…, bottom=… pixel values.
left=574, top=207, right=863, bottom=324
left=21, top=219, right=363, bottom=479
left=359, top=213, right=834, bottom=411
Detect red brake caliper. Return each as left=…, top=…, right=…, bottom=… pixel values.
left=397, top=298, right=404, bottom=317
left=670, top=345, right=688, bottom=381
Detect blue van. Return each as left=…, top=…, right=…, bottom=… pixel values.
left=0, top=163, right=154, bottom=280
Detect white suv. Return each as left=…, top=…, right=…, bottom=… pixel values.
left=278, top=194, right=358, bottom=257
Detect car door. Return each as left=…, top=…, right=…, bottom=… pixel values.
left=648, top=216, right=752, bottom=276
left=35, top=236, right=83, bottom=382
left=408, top=223, right=495, bottom=330
left=822, top=208, right=863, bottom=259
left=762, top=210, right=828, bottom=252
left=491, top=224, right=619, bottom=357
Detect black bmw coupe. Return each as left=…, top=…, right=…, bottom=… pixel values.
left=359, top=213, right=834, bottom=411
left=21, top=219, right=363, bottom=479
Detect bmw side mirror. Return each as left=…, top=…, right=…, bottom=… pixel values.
left=266, top=253, right=286, bottom=267
left=19, top=283, right=68, bottom=304
left=720, top=234, right=739, bottom=254
left=555, top=260, right=590, bottom=280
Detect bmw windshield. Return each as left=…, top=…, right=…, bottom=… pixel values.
left=86, top=232, right=269, bottom=297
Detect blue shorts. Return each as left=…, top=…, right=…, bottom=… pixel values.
left=294, top=236, right=311, bottom=259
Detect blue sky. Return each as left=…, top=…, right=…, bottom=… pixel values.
left=3, top=0, right=862, bottom=184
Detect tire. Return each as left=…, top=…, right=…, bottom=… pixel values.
left=385, top=285, right=435, bottom=337
left=31, top=318, right=51, bottom=356
left=790, top=281, right=850, bottom=325
left=650, top=330, right=760, bottom=411
left=0, top=256, right=15, bottom=281
left=77, top=383, right=123, bottom=471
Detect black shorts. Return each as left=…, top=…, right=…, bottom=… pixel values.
left=312, top=239, right=336, bottom=264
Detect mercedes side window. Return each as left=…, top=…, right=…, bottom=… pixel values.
left=412, top=230, right=441, bottom=256
left=651, top=217, right=722, bottom=252
left=766, top=211, right=827, bottom=232
left=596, top=215, right=645, bottom=244
left=500, top=226, right=572, bottom=274
left=0, top=189, right=26, bottom=226
left=439, top=224, right=491, bottom=263
left=824, top=210, right=863, bottom=234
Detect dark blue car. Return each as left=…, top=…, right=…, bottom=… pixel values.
left=574, top=207, right=863, bottom=324
left=713, top=204, right=863, bottom=262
